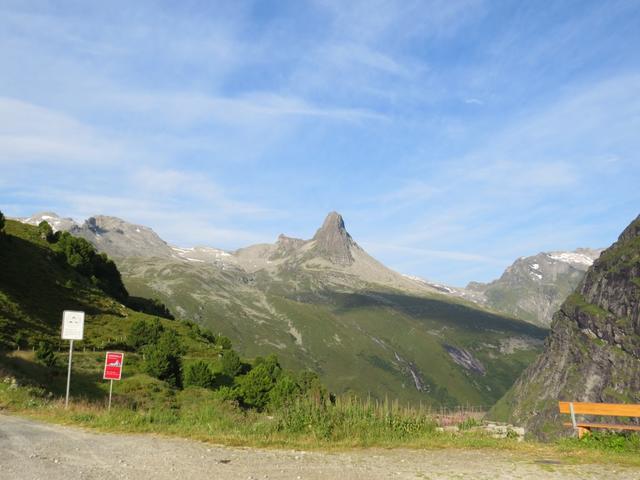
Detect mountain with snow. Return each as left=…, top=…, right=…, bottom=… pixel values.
left=19, top=212, right=79, bottom=232
left=463, top=248, right=603, bottom=327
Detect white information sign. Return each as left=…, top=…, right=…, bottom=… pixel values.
left=61, top=310, right=85, bottom=340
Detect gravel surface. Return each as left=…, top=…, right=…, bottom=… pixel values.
left=1, top=414, right=638, bottom=479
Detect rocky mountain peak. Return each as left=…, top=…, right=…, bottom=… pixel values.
left=311, top=212, right=355, bottom=266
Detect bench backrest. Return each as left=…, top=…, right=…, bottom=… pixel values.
left=558, top=401, right=640, bottom=417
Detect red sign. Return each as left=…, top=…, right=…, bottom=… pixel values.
left=103, top=352, right=124, bottom=380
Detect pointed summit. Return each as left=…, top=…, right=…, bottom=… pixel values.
left=312, top=212, right=355, bottom=265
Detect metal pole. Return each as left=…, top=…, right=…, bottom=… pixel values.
left=569, top=402, right=577, bottom=434
left=108, top=379, right=113, bottom=411
left=65, top=339, right=74, bottom=409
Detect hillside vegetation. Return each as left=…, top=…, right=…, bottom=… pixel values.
left=0, top=219, right=325, bottom=414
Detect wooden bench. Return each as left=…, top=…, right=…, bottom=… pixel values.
left=558, top=401, right=640, bottom=438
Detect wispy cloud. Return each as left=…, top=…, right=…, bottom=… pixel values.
left=0, top=98, right=130, bottom=165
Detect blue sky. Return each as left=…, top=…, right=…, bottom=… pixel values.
left=2, top=0, right=640, bottom=286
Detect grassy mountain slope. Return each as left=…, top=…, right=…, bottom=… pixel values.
left=0, top=220, right=232, bottom=404
left=120, top=253, right=546, bottom=407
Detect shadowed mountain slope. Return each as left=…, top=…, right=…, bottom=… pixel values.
left=490, top=214, right=640, bottom=439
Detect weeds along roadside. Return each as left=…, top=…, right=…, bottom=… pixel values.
left=1, top=379, right=640, bottom=467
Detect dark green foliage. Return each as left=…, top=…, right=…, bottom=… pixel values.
left=35, top=341, right=56, bottom=367
left=296, top=370, right=329, bottom=403
left=127, top=296, right=174, bottom=320
left=0, top=210, right=4, bottom=232
left=236, top=354, right=282, bottom=410
left=215, top=335, right=232, bottom=350
left=184, top=361, right=215, bottom=389
left=37, top=221, right=56, bottom=243
left=128, top=318, right=164, bottom=349
left=199, top=328, right=217, bottom=345
left=268, top=373, right=301, bottom=408
left=220, top=349, right=242, bottom=377
left=55, top=232, right=128, bottom=301
left=143, top=330, right=183, bottom=388
left=13, top=332, right=27, bottom=350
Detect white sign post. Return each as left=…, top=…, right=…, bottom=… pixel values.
left=61, top=310, right=85, bottom=409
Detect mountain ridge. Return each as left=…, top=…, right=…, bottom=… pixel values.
left=20, top=211, right=601, bottom=322
left=17, top=210, right=547, bottom=406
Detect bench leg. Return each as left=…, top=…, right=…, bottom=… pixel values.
left=577, top=427, right=590, bottom=439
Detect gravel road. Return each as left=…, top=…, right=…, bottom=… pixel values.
left=1, top=414, right=638, bottom=480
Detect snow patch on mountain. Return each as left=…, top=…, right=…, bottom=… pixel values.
left=547, top=252, right=596, bottom=266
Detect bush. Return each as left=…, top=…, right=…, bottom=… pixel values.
left=236, top=355, right=282, bottom=410
left=143, top=330, right=183, bottom=388
left=184, top=361, right=215, bottom=389
left=216, top=335, right=232, bottom=350
left=268, top=373, right=301, bottom=409
left=35, top=341, right=56, bottom=367
left=220, top=350, right=242, bottom=378
left=296, top=370, right=330, bottom=404
left=37, top=221, right=56, bottom=243
left=128, top=318, right=164, bottom=350
left=0, top=210, right=4, bottom=232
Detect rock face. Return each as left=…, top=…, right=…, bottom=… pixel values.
left=311, top=211, right=355, bottom=266
left=490, top=214, right=640, bottom=439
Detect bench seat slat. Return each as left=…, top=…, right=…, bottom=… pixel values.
left=562, top=422, right=640, bottom=431
left=558, top=401, right=640, bottom=417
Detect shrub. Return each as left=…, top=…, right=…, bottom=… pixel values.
left=297, top=370, right=330, bottom=404
left=236, top=354, right=282, bottom=410
left=0, top=210, right=4, bottom=232
left=268, top=373, right=301, bottom=409
left=143, top=330, right=183, bottom=388
left=220, top=349, right=242, bottom=378
left=35, top=341, right=56, bottom=367
left=128, top=318, right=164, bottom=349
left=184, top=361, right=215, bottom=389
left=216, top=335, right=233, bottom=350
left=37, top=221, right=56, bottom=243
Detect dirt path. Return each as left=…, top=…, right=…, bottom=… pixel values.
left=0, top=414, right=637, bottom=479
